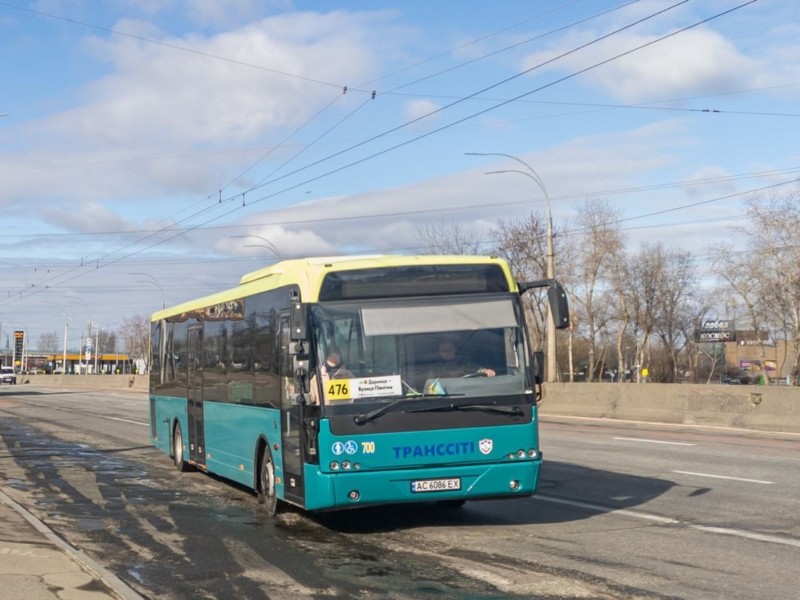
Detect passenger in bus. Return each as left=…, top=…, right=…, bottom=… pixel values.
left=309, top=348, right=354, bottom=405
left=429, top=337, right=495, bottom=379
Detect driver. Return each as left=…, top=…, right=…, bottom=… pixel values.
left=309, top=348, right=354, bottom=405
left=430, top=337, right=495, bottom=379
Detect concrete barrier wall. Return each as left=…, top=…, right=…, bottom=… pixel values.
left=20, top=374, right=149, bottom=392
left=13, top=375, right=800, bottom=434
left=540, top=382, right=800, bottom=434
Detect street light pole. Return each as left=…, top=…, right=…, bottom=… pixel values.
left=63, top=320, right=68, bottom=375
left=128, top=272, right=165, bottom=310
left=45, top=302, right=70, bottom=374
left=465, top=152, right=557, bottom=383
left=231, top=235, right=282, bottom=259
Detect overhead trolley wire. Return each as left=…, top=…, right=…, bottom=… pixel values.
left=0, top=1, right=348, bottom=91
left=379, top=0, right=642, bottom=95
left=2, top=1, right=623, bottom=299
left=0, top=0, right=761, bottom=306
left=234, top=1, right=690, bottom=200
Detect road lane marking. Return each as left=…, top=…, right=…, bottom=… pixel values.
left=672, top=470, right=774, bottom=484
left=535, top=495, right=678, bottom=524
left=99, top=415, right=149, bottom=426
left=534, top=494, right=800, bottom=548
left=614, top=437, right=695, bottom=446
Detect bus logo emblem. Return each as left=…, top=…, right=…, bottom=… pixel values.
left=479, top=439, right=493, bottom=455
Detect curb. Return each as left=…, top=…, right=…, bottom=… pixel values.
left=0, top=488, right=147, bottom=600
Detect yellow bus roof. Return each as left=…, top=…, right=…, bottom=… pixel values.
left=151, top=254, right=516, bottom=322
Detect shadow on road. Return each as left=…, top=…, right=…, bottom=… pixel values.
left=315, top=460, right=676, bottom=533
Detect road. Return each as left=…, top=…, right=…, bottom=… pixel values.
left=0, top=385, right=798, bottom=599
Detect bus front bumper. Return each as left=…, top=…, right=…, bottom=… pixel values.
left=303, top=459, right=541, bottom=511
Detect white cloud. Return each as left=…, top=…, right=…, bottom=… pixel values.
left=1, top=10, right=393, bottom=210
left=524, top=28, right=756, bottom=103
left=681, top=165, right=737, bottom=199
left=403, top=99, right=442, bottom=131
left=39, top=200, right=136, bottom=233
left=214, top=223, right=336, bottom=258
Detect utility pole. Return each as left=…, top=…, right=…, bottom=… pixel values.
left=466, top=152, right=557, bottom=382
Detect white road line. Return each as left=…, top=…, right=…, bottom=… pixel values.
left=614, top=436, right=695, bottom=446
left=534, top=494, right=800, bottom=549
left=99, top=415, right=149, bottom=426
left=672, top=470, right=774, bottom=484
left=535, top=495, right=679, bottom=524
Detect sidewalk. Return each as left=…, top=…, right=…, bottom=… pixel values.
left=0, top=488, right=144, bottom=600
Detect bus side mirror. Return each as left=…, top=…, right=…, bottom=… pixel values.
left=290, top=300, right=307, bottom=340
left=548, top=281, right=570, bottom=330
left=517, top=278, right=570, bottom=330
left=532, top=350, right=544, bottom=385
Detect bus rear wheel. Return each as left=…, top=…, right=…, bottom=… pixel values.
left=172, top=423, right=190, bottom=472
left=258, top=445, right=280, bottom=516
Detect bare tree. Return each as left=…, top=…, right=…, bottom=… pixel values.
left=627, top=243, right=664, bottom=382
left=711, top=188, right=800, bottom=383
left=608, top=240, right=633, bottom=382
left=416, top=220, right=489, bottom=255
left=491, top=211, right=573, bottom=379
left=491, top=212, right=550, bottom=350
left=653, top=248, right=697, bottom=382
left=119, top=314, right=150, bottom=371
left=37, top=332, right=60, bottom=352
left=569, top=199, right=622, bottom=381
left=97, top=330, right=118, bottom=354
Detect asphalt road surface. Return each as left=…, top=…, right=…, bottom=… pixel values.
left=1, top=385, right=798, bottom=599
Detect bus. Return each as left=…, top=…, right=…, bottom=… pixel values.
left=148, top=255, right=569, bottom=514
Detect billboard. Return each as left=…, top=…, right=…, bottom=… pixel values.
left=13, top=330, right=24, bottom=367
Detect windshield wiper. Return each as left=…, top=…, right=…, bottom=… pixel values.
left=409, top=403, right=524, bottom=418
left=352, top=391, right=466, bottom=426
left=353, top=398, right=407, bottom=426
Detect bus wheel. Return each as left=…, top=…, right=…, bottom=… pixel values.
left=172, top=423, right=190, bottom=472
left=258, top=445, right=280, bottom=516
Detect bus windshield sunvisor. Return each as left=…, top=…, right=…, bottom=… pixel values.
left=361, top=298, right=517, bottom=336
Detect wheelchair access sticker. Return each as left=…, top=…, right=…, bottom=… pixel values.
left=331, top=440, right=359, bottom=456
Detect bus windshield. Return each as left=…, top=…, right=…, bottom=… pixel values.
left=309, top=294, right=529, bottom=409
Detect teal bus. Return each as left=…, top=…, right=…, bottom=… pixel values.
left=149, top=255, right=569, bottom=514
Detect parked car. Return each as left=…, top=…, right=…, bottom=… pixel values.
left=0, top=366, right=17, bottom=385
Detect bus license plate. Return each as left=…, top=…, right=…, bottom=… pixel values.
left=410, top=478, right=461, bottom=493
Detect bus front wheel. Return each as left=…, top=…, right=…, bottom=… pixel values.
left=172, top=423, right=190, bottom=472
left=258, top=444, right=280, bottom=516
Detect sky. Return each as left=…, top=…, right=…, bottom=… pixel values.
left=0, top=0, right=798, bottom=351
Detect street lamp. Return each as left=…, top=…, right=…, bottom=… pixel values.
left=465, top=151, right=557, bottom=383
left=231, top=235, right=282, bottom=258
left=45, top=302, right=70, bottom=375
left=128, top=272, right=165, bottom=310
left=66, top=297, right=93, bottom=374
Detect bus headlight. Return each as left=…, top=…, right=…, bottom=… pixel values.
left=342, top=461, right=351, bottom=470
left=528, top=449, right=538, bottom=458
left=330, top=461, right=340, bottom=470
left=509, top=480, right=520, bottom=491
left=516, top=449, right=526, bottom=459
left=348, top=490, right=360, bottom=501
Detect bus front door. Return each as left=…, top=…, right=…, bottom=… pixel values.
left=279, top=318, right=305, bottom=505
left=187, top=324, right=206, bottom=467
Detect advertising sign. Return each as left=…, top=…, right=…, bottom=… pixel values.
left=700, top=320, right=731, bottom=331
left=13, top=330, right=24, bottom=367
